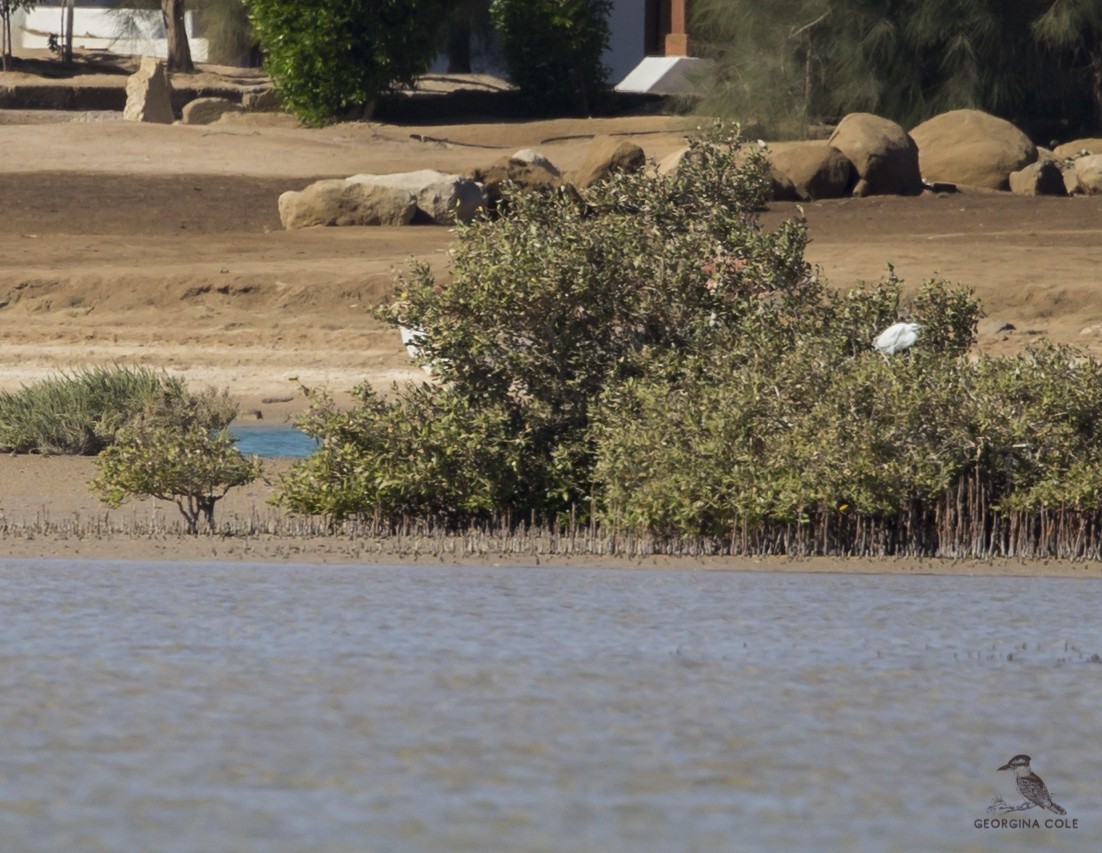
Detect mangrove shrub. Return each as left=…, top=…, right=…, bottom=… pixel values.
left=91, top=386, right=261, bottom=534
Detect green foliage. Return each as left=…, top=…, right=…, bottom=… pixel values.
left=490, top=0, right=611, bottom=115
left=1, top=0, right=40, bottom=71
left=275, top=382, right=523, bottom=522
left=280, top=125, right=796, bottom=520
left=590, top=273, right=983, bottom=535
left=274, top=120, right=1102, bottom=556
left=245, top=0, right=447, bottom=125
left=0, top=366, right=187, bottom=455
left=90, top=387, right=261, bottom=534
left=692, top=1, right=1102, bottom=138
left=197, top=0, right=260, bottom=66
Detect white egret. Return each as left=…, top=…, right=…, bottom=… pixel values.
left=399, top=325, right=433, bottom=375
left=873, top=322, right=920, bottom=356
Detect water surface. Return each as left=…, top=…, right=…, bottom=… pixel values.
left=230, top=426, right=315, bottom=458
left=1, top=561, right=1098, bottom=851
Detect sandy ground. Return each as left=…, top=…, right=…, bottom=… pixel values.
left=3, top=57, right=1102, bottom=569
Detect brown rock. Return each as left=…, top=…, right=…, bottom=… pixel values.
left=278, top=180, right=417, bottom=230
left=1073, top=154, right=1102, bottom=195
left=470, top=156, right=564, bottom=212
left=767, top=141, right=854, bottom=200
left=352, top=170, right=486, bottom=224
left=123, top=56, right=173, bottom=124
left=1053, top=138, right=1102, bottom=159
left=1008, top=160, right=1067, bottom=196
left=909, top=109, right=1036, bottom=191
left=181, top=97, right=245, bottom=126
left=242, top=88, right=283, bottom=112
left=828, top=112, right=923, bottom=196
left=571, top=136, right=646, bottom=189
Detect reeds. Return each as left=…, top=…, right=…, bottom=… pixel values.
left=0, top=366, right=177, bottom=455
left=5, top=494, right=1102, bottom=561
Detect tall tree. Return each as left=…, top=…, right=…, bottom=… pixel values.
left=693, top=0, right=1098, bottom=138
left=162, top=0, right=194, bottom=72
left=1033, top=0, right=1102, bottom=133
left=247, top=0, right=448, bottom=125
left=691, top=0, right=831, bottom=136
left=0, top=0, right=37, bottom=72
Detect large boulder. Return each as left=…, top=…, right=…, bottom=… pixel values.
left=909, top=109, right=1036, bottom=190
left=1073, top=154, right=1102, bottom=195
left=1008, top=160, right=1067, bottom=196
left=469, top=154, right=564, bottom=212
left=767, top=141, right=854, bottom=200
left=181, top=97, right=245, bottom=126
left=571, top=136, right=646, bottom=189
left=123, top=56, right=173, bottom=124
left=242, top=88, right=283, bottom=112
left=510, top=148, right=561, bottom=177
left=353, top=170, right=486, bottom=224
left=828, top=112, right=923, bottom=196
left=1053, top=138, right=1102, bottom=159
left=278, top=180, right=417, bottom=230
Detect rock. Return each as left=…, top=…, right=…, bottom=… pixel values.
left=767, top=141, right=854, bottom=200
left=909, top=109, right=1036, bottom=190
left=828, top=112, right=923, bottom=196
left=510, top=148, right=561, bottom=177
left=1073, top=154, right=1102, bottom=195
left=657, top=146, right=688, bottom=177
left=242, top=88, right=282, bottom=112
left=1053, top=138, right=1102, bottom=159
left=278, top=179, right=417, bottom=230
left=181, top=97, right=245, bottom=126
left=1008, top=160, right=1067, bottom=196
left=571, top=136, right=646, bottom=189
left=768, top=167, right=799, bottom=201
left=353, top=170, right=486, bottom=224
left=469, top=156, right=563, bottom=212
left=123, top=56, right=174, bottom=124
left=1063, top=168, right=1081, bottom=195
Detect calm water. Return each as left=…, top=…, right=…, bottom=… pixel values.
left=230, top=426, right=315, bottom=458
left=1, top=561, right=1100, bottom=852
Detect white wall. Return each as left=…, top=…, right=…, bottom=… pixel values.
left=606, top=0, right=647, bottom=86
left=12, top=7, right=208, bottom=63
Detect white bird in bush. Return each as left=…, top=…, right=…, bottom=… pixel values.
left=873, top=321, right=921, bottom=356
left=399, top=324, right=433, bottom=375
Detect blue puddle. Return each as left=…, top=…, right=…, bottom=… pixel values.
left=230, top=426, right=317, bottom=458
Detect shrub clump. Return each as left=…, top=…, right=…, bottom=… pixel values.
left=0, top=365, right=186, bottom=455
left=275, top=124, right=1102, bottom=558
left=490, top=0, right=612, bottom=115
left=90, top=386, right=261, bottom=534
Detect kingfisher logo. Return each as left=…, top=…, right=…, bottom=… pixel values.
left=975, top=754, right=1079, bottom=830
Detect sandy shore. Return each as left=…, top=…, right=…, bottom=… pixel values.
left=1, top=455, right=1100, bottom=576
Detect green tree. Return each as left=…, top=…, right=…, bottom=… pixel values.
left=693, top=0, right=1097, bottom=138
left=0, top=0, right=36, bottom=72
left=246, top=0, right=448, bottom=125
left=490, top=0, right=611, bottom=115
left=277, top=126, right=809, bottom=521
left=691, top=0, right=831, bottom=136
left=1032, top=0, right=1102, bottom=133
left=197, top=0, right=259, bottom=66
left=91, top=387, right=261, bottom=533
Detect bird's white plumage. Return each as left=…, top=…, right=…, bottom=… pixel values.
left=399, top=325, right=433, bottom=374
left=873, top=322, right=921, bottom=355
